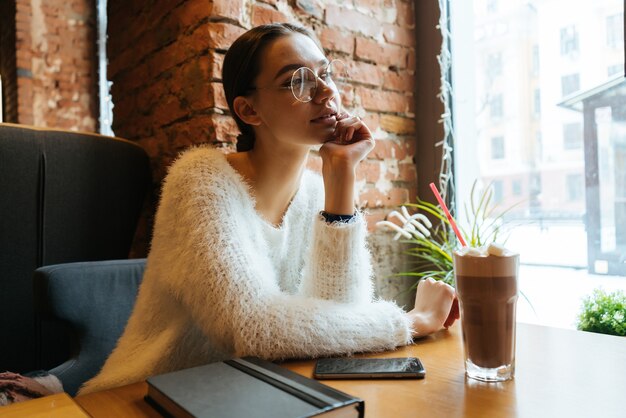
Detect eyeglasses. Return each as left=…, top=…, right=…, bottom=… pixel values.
left=251, top=59, right=349, bottom=103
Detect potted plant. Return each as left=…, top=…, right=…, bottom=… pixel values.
left=377, top=181, right=518, bottom=292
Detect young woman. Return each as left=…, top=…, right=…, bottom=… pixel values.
left=72, top=23, right=458, bottom=394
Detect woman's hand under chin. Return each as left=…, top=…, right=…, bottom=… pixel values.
left=319, top=113, right=375, bottom=170
left=318, top=113, right=375, bottom=215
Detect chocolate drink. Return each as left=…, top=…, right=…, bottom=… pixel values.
left=454, top=253, right=519, bottom=371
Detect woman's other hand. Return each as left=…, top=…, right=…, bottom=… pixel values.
left=319, top=113, right=374, bottom=215
left=0, top=372, right=54, bottom=404
left=406, top=278, right=458, bottom=338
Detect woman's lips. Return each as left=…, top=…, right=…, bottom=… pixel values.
left=310, top=114, right=337, bottom=125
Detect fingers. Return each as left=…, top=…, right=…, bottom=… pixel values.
left=443, top=297, right=460, bottom=329
left=333, top=114, right=370, bottom=144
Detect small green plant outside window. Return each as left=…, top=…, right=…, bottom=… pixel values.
left=577, top=288, right=626, bottom=337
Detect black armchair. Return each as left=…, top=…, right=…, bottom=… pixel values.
left=0, top=123, right=151, bottom=373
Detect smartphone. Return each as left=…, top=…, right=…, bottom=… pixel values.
left=313, top=357, right=425, bottom=379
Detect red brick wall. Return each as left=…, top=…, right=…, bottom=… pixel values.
left=107, top=0, right=417, bottom=254
left=0, top=1, right=18, bottom=122
left=11, top=0, right=98, bottom=130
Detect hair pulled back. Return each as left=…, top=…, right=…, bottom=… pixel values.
left=222, top=23, right=321, bottom=152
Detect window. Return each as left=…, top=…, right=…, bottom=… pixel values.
left=560, top=25, right=579, bottom=56
left=492, top=180, right=504, bottom=203
left=563, top=122, right=582, bottom=150
left=487, top=0, right=497, bottom=14
left=606, top=13, right=624, bottom=48
left=486, top=52, right=502, bottom=80
left=561, top=73, right=580, bottom=96
left=607, top=64, right=623, bottom=77
left=566, top=173, right=584, bottom=201
left=533, top=88, right=541, bottom=115
left=450, top=0, right=626, bottom=331
left=490, top=94, right=503, bottom=119
left=531, top=44, right=540, bottom=76
left=491, top=136, right=505, bottom=159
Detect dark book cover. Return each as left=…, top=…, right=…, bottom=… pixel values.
left=145, top=357, right=364, bottom=418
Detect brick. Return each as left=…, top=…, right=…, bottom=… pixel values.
left=380, top=114, right=415, bottom=134
left=396, top=0, right=415, bottom=27
left=212, top=0, right=243, bottom=21
left=407, top=49, right=415, bottom=70
left=252, top=3, right=290, bottom=27
left=173, top=0, right=213, bottom=30
left=319, top=27, right=353, bottom=54
left=356, top=0, right=396, bottom=24
left=211, top=113, right=239, bottom=143
left=151, top=94, right=187, bottom=125
left=325, top=5, right=380, bottom=38
left=173, top=56, right=213, bottom=110
left=398, top=162, right=417, bottom=182
left=382, top=70, right=414, bottom=91
left=165, top=115, right=215, bottom=147
left=385, top=161, right=416, bottom=181
left=382, top=23, right=414, bottom=46
left=210, top=51, right=225, bottom=81
left=357, top=87, right=411, bottom=113
left=211, top=82, right=228, bottom=110
left=361, top=112, right=380, bottom=132
left=356, top=159, right=381, bottom=183
left=295, top=0, right=323, bottom=20
left=371, top=138, right=407, bottom=160
left=348, top=60, right=383, bottom=86
left=204, top=22, right=246, bottom=51
left=359, top=187, right=409, bottom=208
left=355, top=36, right=408, bottom=68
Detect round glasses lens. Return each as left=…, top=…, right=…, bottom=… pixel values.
left=291, top=67, right=317, bottom=102
left=327, top=59, right=349, bottom=86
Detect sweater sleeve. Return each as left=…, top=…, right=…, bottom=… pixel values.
left=298, top=212, right=376, bottom=303
left=151, top=152, right=413, bottom=360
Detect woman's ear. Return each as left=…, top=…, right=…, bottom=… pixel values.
left=233, top=96, right=261, bottom=126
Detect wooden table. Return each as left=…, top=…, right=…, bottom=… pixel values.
left=74, top=322, right=626, bottom=418
left=1, top=392, right=89, bottom=417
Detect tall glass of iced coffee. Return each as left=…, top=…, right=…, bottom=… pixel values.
left=453, top=245, right=519, bottom=382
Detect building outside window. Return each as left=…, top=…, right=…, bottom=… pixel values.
left=560, top=25, right=579, bottom=56
left=566, top=173, right=584, bottom=201
left=563, top=122, right=583, bottom=150
left=491, top=136, right=505, bottom=159
left=532, top=44, right=540, bottom=75
left=487, top=52, right=502, bottom=80
left=490, top=94, right=503, bottom=118
left=606, top=13, right=624, bottom=48
left=534, top=88, right=541, bottom=115
left=561, top=73, right=580, bottom=96
left=451, top=0, right=625, bottom=330
left=607, top=63, right=623, bottom=76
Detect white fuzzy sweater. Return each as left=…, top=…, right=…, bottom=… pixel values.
left=79, top=146, right=412, bottom=394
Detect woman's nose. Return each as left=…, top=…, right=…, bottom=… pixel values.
left=312, top=77, right=336, bottom=104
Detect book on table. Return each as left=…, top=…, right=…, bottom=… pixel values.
left=145, top=356, right=364, bottom=418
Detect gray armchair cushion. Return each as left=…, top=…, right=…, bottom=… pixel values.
left=33, top=258, right=146, bottom=396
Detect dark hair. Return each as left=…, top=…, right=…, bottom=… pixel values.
left=222, top=23, right=322, bottom=152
